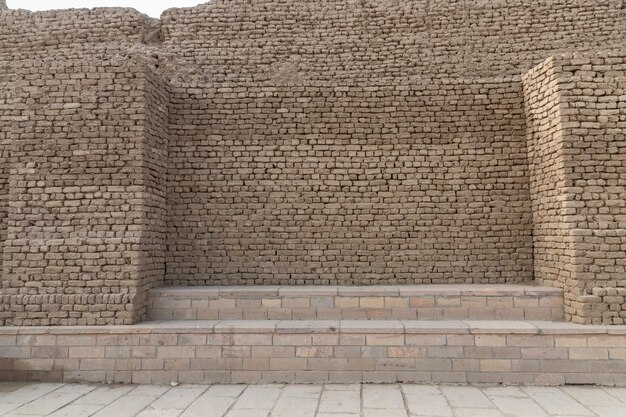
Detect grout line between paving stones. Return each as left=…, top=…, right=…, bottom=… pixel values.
left=221, top=384, right=249, bottom=417
left=174, top=384, right=211, bottom=417
left=359, top=382, right=364, bottom=417
left=4, top=383, right=68, bottom=416
left=313, top=383, right=326, bottom=417
left=471, top=385, right=509, bottom=417
left=129, top=386, right=171, bottom=417
left=550, top=387, right=602, bottom=417
left=601, top=386, right=626, bottom=405
left=268, top=383, right=285, bottom=417
left=61, top=384, right=102, bottom=417
left=399, top=384, right=412, bottom=417
left=520, top=386, right=599, bottom=417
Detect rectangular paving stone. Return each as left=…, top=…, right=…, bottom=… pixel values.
left=0, top=383, right=64, bottom=404
left=318, top=389, right=361, bottom=413
left=148, top=386, right=206, bottom=410
left=363, top=409, right=407, bottom=417
left=454, top=409, right=504, bottom=417
left=47, top=404, right=103, bottom=417
left=490, top=396, right=550, bottom=417
left=441, top=386, right=492, bottom=408
left=523, top=387, right=594, bottom=416
left=402, top=387, right=453, bottom=417
left=181, top=396, right=237, bottom=417
left=224, top=410, right=269, bottom=417
left=91, top=394, right=158, bottom=417
left=73, top=385, right=134, bottom=405
left=270, top=397, right=318, bottom=417
left=363, top=386, right=405, bottom=409
left=11, top=386, right=95, bottom=416
left=203, top=385, right=246, bottom=397
left=230, top=386, right=281, bottom=410
left=280, top=385, right=322, bottom=399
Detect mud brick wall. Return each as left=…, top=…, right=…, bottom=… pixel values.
left=136, top=67, right=169, bottom=321
left=160, top=0, right=625, bottom=83
left=559, top=54, right=626, bottom=324
left=0, top=3, right=625, bottom=324
left=0, top=9, right=153, bottom=67
left=0, top=57, right=167, bottom=325
left=524, top=52, right=626, bottom=324
left=0, top=9, right=158, bottom=324
left=522, top=57, right=575, bottom=305
left=0, top=70, right=9, bottom=281
left=166, top=79, right=533, bottom=286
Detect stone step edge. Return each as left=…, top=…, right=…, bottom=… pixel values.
left=2, top=320, right=624, bottom=336
left=149, top=284, right=562, bottom=298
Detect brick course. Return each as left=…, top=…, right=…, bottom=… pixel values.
left=147, top=285, right=565, bottom=321
left=1, top=320, right=626, bottom=385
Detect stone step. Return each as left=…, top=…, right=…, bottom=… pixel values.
left=2, top=319, right=626, bottom=386
left=147, top=284, right=564, bottom=321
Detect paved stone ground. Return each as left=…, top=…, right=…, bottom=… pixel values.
left=1, top=382, right=626, bottom=417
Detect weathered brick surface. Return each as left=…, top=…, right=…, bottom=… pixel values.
left=523, top=51, right=626, bottom=324
left=0, top=9, right=153, bottom=65
left=0, top=9, right=162, bottom=325
left=523, top=57, right=574, bottom=309
left=0, top=58, right=168, bottom=326
left=160, top=0, right=625, bottom=83
left=167, top=80, right=533, bottom=286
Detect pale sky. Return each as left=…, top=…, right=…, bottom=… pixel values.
left=7, top=0, right=206, bottom=18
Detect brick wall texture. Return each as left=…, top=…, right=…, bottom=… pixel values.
left=0, top=1, right=625, bottom=325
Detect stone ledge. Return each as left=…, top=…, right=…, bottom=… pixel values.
left=1, top=320, right=623, bottom=336
left=2, top=320, right=626, bottom=386
left=147, top=285, right=565, bottom=322
left=149, top=285, right=562, bottom=297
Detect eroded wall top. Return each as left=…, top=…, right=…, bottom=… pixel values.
left=0, top=8, right=155, bottom=68
left=160, top=0, right=626, bottom=83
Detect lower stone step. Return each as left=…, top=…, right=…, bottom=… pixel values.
left=2, top=319, right=625, bottom=386
left=147, top=285, right=564, bottom=321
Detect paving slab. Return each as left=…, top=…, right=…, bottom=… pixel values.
left=318, top=389, right=361, bottom=414
left=230, top=386, right=281, bottom=410
left=0, top=383, right=622, bottom=417
left=180, top=396, right=236, bottom=417
left=47, top=404, right=103, bottom=417
left=363, top=386, right=404, bottom=409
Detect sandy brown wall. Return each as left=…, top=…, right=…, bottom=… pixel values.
left=161, top=0, right=625, bottom=83
left=0, top=8, right=152, bottom=65
left=524, top=51, right=626, bottom=324
left=559, top=54, right=626, bottom=324
left=0, top=3, right=625, bottom=324
left=166, top=79, right=533, bottom=286
left=0, top=9, right=158, bottom=324
left=523, top=58, right=573, bottom=292
left=0, top=57, right=168, bottom=326
left=134, top=67, right=170, bottom=320
left=0, top=65, right=9, bottom=281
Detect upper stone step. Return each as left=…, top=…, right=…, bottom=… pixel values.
left=147, top=285, right=564, bottom=322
